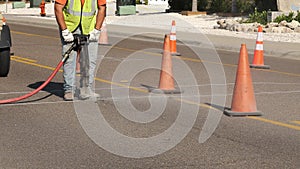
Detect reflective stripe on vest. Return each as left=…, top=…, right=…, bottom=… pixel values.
left=63, top=0, right=97, bottom=35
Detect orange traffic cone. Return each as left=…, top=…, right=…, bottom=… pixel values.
left=151, top=34, right=180, bottom=94
left=250, top=26, right=270, bottom=69
left=98, top=20, right=111, bottom=46
left=169, top=20, right=181, bottom=56
left=224, top=44, right=262, bottom=117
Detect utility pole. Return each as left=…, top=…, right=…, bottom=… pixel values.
left=6, top=0, right=8, bottom=13
left=192, top=0, right=197, bottom=12
left=232, top=0, right=237, bottom=13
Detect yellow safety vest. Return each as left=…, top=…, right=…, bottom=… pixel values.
left=63, top=0, right=97, bottom=35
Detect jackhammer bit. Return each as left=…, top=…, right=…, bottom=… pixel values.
left=70, top=34, right=91, bottom=100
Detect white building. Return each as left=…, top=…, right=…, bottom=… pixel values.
left=147, top=0, right=168, bottom=5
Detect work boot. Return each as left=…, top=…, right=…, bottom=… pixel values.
left=79, top=87, right=100, bottom=100
left=64, top=92, right=74, bottom=101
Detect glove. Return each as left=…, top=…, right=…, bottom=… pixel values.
left=89, top=28, right=101, bottom=42
left=62, top=29, right=74, bottom=42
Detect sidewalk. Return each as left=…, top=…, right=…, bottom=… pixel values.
left=1, top=2, right=300, bottom=60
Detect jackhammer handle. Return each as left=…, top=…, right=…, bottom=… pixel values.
left=62, top=42, right=77, bottom=63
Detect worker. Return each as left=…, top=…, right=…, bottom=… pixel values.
left=54, top=0, right=106, bottom=101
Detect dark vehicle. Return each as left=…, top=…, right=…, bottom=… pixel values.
left=0, top=17, right=12, bottom=77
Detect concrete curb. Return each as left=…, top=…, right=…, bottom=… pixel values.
left=106, top=24, right=300, bottom=60
left=4, top=14, right=300, bottom=60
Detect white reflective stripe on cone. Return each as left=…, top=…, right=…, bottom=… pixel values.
left=171, top=26, right=176, bottom=33
left=257, top=32, right=263, bottom=42
left=255, top=44, right=263, bottom=50
left=170, top=34, right=176, bottom=41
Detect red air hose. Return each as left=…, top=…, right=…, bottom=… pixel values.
left=0, top=42, right=77, bottom=104
left=0, top=61, right=64, bottom=104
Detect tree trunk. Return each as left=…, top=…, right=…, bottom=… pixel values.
left=192, top=0, right=197, bottom=12
left=232, top=0, right=237, bottom=13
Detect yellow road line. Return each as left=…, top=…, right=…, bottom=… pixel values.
left=174, top=98, right=219, bottom=111
left=11, top=30, right=300, bottom=77
left=260, top=69, right=300, bottom=77
left=11, top=56, right=146, bottom=93
left=11, top=58, right=300, bottom=131
left=248, top=116, right=300, bottom=131
left=11, top=31, right=59, bottom=40
left=113, top=46, right=141, bottom=53
left=114, top=46, right=234, bottom=67
left=11, top=56, right=37, bottom=63
left=9, top=30, right=300, bottom=131
left=94, top=77, right=148, bottom=93
left=174, top=55, right=237, bottom=67
left=11, top=57, right=61, bottom=72
left=291, top=121, right=300, bottom=125
left=113, top=46, right=300, bottom=76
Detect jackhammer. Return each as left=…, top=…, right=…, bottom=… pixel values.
left=0, top=34, right=89, bottom=104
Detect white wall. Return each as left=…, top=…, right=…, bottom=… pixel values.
left=148, top=0, right=168, bottom=5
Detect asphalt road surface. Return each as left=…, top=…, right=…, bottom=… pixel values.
left=0, top=22, right=299, bottom=169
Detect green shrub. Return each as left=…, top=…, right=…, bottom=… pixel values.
left=294, top=11, right=300, bottom=22
left=168, top=0, right=208, bottom=11
left=208, top=0, right=254, bottom=14
left=198, top=0, right=208, bottom=11
left=237, top=0, right=255, bottom=14
left=168, top=0, right=189, bottom=11
left=209, top=0, right=231, bottom=13
left=274, top=12, right=295, bottom=23
left=255, top=0, right=277, bottom=12
left=136, top=0, right=147, bottom=5
left=244, top=8, right=268, bottom=25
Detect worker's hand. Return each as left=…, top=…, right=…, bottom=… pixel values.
left=62, top=29, right=74, bottom=42
left=89, top=28, right=101, bottom=42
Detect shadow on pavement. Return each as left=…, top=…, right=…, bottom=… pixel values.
left=205, top=102, right=229, bottom=112
left=28, top=81, right=64, bottom=99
